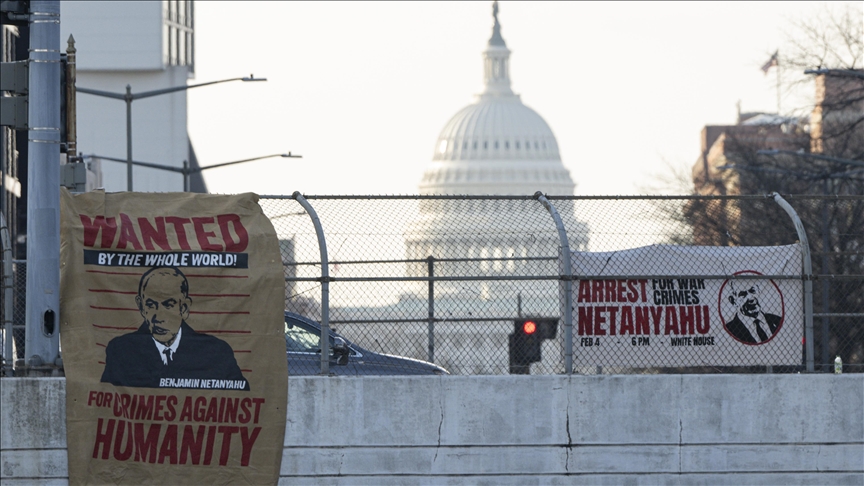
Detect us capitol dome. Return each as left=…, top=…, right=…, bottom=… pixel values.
left=404, top=1, right=588, bottom=302
left=418, top=3, right=575, bottom=196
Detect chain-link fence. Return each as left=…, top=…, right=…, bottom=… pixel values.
left=3, top=194, right=861, bottom=375
left=260, top=194, right=862, bottom=375
left=0, top=260, right=26, bottom=375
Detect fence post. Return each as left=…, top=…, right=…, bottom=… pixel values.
left=534, top=192, right=573, bottom=374
left=772, top=193, right=815, bottom=372
left=292, top=192, right=330, bottom=376
left=427, top=256, right=435, bottom=363
left=1, top=214, right=13, bottom=374
left=820, top=188, right=830, bottom=372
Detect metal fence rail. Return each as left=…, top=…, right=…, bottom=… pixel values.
left=258, top=194, right=863, bottom=375
left=2, top=194, right=861, bottom=375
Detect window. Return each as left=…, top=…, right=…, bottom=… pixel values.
left=164, top=0, right=194, bottom=68
left=473, top=141, right=478, bottom=149
left=516, top=141, right=520, bottom=149
left=177, top=28, right=185, bottom=65
left=285, top=322, right=322, bottom=352
left=484, top=141, right=488, bottom=149
left=505, top=141, right=509, bottom=149
left=494, top=141, right=499, bottom=149
left=168, top=26, right=175, bottom=65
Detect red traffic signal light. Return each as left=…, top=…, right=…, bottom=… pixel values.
left=509, top=317, right=559, bottom=374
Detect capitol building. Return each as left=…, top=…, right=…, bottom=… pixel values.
left=326, top=3, right=588, bottom=374
left=403, top=2, right=588, bottom=301
left=416, top=4, right=574, bottom=197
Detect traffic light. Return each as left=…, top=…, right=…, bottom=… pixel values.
left=508, top=317, right=558, bottom=374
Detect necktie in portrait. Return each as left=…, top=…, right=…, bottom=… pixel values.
left=754, top=319, right=769, bottom=342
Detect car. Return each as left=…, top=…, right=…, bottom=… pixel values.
left=284, top=311, right=449, bottom=375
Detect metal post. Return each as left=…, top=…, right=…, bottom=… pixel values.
left=292, top=192, right=330, bottom=375
left=775, top=53, right=781, bottom=115
left=183, top=160, right=190, bottom=192
left=65, top=35, right=76, bottom=158
left=427, top=256, right=435, bottom=363
left=820, top=180, right=830, bottom=372
left=125, top=85, right=133, bottom=191
left=534, top=192, right=573, bottom=374
left=1, top=213, right=13, bottom=374
left=772, top=193, right=814, bottom=372
left=24, top=0, right=61, bottom=370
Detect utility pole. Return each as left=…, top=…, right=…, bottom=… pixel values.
left=24, top=0, right=62, bottom=373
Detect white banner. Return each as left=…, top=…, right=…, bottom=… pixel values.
left=568, top=244, right=803, bottom=367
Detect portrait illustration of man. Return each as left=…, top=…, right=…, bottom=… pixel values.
left=723, top=283, right=783, bottom=345
left=101, top=266, right=249, bottom=390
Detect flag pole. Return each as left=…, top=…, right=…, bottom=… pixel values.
left=776, top=49, right=781, bottom=114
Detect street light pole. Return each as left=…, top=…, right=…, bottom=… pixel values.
left=77, top=75, right=267, bottom=191
left=126, top=85, right=132, bottom=191
left=81, top=152, right=301, bottom=192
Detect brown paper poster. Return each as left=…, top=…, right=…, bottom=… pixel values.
left=60, top=189, right=288, bottom=485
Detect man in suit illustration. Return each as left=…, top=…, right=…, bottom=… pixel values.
left=723, top=283, right=782, bottom=345
left=101, top=266, right=249, bottom=390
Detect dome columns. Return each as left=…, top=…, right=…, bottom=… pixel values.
left=483, top=45, right=514, bottom=97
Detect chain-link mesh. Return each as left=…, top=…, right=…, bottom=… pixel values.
left=261, top=194, right=863, bottom=375
left=781, top=196, right=863, bottom=373
left=4, top=195, right=860, bottom=375
left=0, top=260, right=26, bottom=374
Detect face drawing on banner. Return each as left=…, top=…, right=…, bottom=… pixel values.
left=100, top=266, right=250, bottom=390
left=138, top=268, right=190, bottom=346
left=722, top=281, right=784, bottom=345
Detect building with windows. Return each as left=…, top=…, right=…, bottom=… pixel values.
left=689, top=71, right=863, bottom=246
left=60, top=0, right=205, bottom=192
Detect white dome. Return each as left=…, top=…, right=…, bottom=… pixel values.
left=406, top=1, right=589, bottom=303
left=420, top=92, right=575, bottom=195
left=433, top=96, right=561, bottom=162
left=418, top=12, right=574, bottom=196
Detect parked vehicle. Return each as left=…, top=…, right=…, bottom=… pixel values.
left=284, top=311, right=449, bottom=375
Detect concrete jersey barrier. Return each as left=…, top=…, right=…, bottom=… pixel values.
left=2, top=374, right=863, bottom=484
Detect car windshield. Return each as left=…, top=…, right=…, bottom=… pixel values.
left=285, top=321, right=325, bottom=352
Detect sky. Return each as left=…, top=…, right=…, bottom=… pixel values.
left=186, top=1, right=858, bottom=196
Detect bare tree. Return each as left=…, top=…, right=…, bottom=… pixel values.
left=647, top=4, right=864, bottom=371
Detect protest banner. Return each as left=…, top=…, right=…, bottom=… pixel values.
left=60, top=189, right=287, bottom=485
left=568, top=244, right=803, bottom=367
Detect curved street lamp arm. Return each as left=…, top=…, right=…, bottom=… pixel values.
left=757, top=149, right=864, bottom=168
left=719, top=164, right=821, bottom=179
left=187, top=153, right=301, bottom=175
left=77, top=75, right=267, bottom=101
left=720, top=163, right=864, bottom=181
left=74, top=86, right=126, bottom=100
left=132, top=77, right=266, bottom=100
left=80, top=154, right=186, bottom=174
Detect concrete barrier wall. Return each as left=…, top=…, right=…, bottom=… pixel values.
left=2, top=375, right=862, bottom=485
